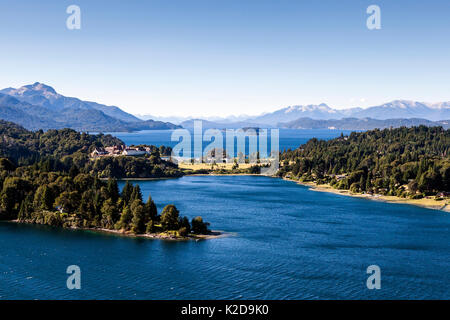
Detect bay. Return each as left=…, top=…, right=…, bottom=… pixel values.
left=0, top=175, right=448, bottom=299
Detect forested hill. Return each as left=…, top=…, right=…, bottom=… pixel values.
left=0, top=119, right=123, bottom=165
left=279, top=126, right=450, bottom=197
left=0, top=120, right=181, bottom=179
left=0, top=119, right=207, bottom=237
left=278, top=117, right=450, bottom=130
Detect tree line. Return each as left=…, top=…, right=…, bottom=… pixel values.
left=0, top=120, right=209, bottom=237
left=279, top=126, right=450, bottom=198
left=0, top=120, right=182, bottom=179
left=0, top=161, right=209, bottom=236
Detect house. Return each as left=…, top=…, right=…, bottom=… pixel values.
left=105, top=145, right=124, bottom=155
left=90, top=148, right=108, bottom=158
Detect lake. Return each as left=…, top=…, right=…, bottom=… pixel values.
left=1, top=176, right=449, bottom=299
left=107, top=128, right=356, bottom=155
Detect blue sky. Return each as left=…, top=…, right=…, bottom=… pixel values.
left=0, top=0, right=449, bottom=117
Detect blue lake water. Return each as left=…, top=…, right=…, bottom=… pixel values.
left=108, top=129, right=355, bottom=155
left=1, top=176, right=449, bottom=299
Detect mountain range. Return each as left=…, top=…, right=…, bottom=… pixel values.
left=246, top=101, right=450, bottom=125
left=278, top=117, right=450, bottom=130
left=142, top=100, right=450, bottom=129
left=0, top=83, right=180, bottom=132
left=0, top=83, right=448, bottom=131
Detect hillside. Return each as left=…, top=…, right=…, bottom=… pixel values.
left=279, top=126, right=450, bottom=197
left=0, top=120, right=206, bottom=238
left=0, top=120, right=182, bottom=179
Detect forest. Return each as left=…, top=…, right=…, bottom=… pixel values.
left=279, top=126, right=450, bottom=198
left=0, top=120, right=209, bottom=237
left=0, top=160, right=209, bottom=237
left=0, top=120, right=182, bottom=179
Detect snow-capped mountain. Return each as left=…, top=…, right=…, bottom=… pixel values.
left=350, top=100, right=450, bottom=121
left=245, top=100, right=450, bottom=125
left=1, top=82, right=140, bottom=123
left=0, top=83, right=180, bottom=131
left=249, top=103, right=342, bottom=125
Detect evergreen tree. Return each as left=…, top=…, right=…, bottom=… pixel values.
left=100, top=198, right=120, bottom=229
left=107, top=178, right=120, bottom=203
left=33, top=185, right=54, bottom=211
left=191, top=216, right=209, bottom=234
left=130, top=199, right=146, bottom=234
left=144, top=195, right=158, bottom=221
left=121, top=181, right=133, bottom=204
left=160, top=205, right=180, bottom=231
left=41, top=186, right=53, bottom=210
left=130, top=185, right=143, bottom=202
left=180, top=216, right=191, bottom=234
left=78, top=190, right=96, bottom=221
left=18, top=195, right=33, bottom=221
left=115, top=205, right=133, bottom=230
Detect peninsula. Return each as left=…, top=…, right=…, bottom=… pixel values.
left=0, top=120, right=212, bottom=240
left=278, top=126, right=450, bottom=212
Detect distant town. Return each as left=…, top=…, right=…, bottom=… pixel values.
left=90, top=144, right=276, bottom=167
left=91, top=145, right=148, bottom=158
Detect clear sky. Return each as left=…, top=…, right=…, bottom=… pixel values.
left=0, top=0, right=449, bottom=117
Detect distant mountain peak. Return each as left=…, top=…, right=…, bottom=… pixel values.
left=21, top=82, right=57, bottom=95
left=32, top=82, right=57, bottom=93
left=284, top=103, right=331, bottom=114
left=247, top=99, right=450, bottom=124
left=3, top=82, right=59, bottom=102
left=0, top=82, right=179, bottom=131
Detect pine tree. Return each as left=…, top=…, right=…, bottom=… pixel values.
left=121, top=181, right=133, bottom=204
left=107, top=178, right=120, bottom=203
left=144, top=195, right=158, bottom=221
left=160, top=205, right=180, bottom=231
left=18, top=196, right=32, bottom=221
left=130, top=185, right=143, bottom=202
left=115, top=205, right=133, bottom=230
left=180, top=216, right=191, bottom=234
left=100, top=198, right=120, bottom=229
left=41, top=186, right=53, bottom=210
left=191, top=216, right=209, bottom=234
left=130, top=199, right=146, bottom=234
